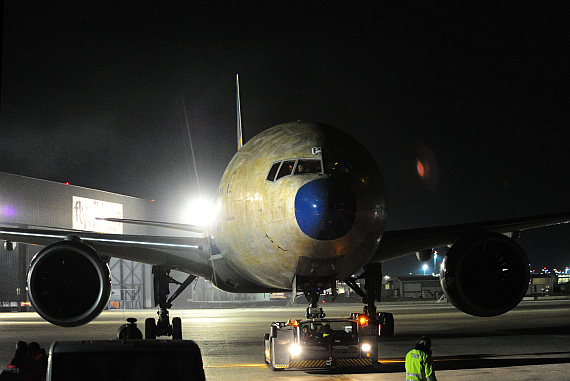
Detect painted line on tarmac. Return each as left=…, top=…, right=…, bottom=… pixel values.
left=379, top=359, right=404, bottom=363
left=204, top=364, right=267, bottom=368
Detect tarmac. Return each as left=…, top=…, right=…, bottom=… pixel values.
left=1, top=299, right=569, bottom=380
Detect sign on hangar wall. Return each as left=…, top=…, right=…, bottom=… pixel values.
left=72, top=196, right=123, bottom=234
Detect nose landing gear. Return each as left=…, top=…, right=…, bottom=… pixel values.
left=298, top=275, right=334, bottom=319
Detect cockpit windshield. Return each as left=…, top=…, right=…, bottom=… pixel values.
left=276, top=160, right=296, bottom=180
left=294, top=160, right=322, bottom=175
left=266, top=159, right=323, bottom=182
left=324, top=160, right=369, bottom=178
left=324, top=161, right=350, bottom=174
left=266, top=159, right=368, bottom=182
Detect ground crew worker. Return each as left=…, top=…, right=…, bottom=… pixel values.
left=405, top=336, right=436, bottom=381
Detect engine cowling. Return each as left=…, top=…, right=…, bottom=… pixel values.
left=27, top=239, right=111, bottom=327
left=440, top=232, right=529, bottom=317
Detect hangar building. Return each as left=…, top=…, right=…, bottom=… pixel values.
left=386, top=275, right=443, bottom=299
left=0, top=172, right=154, bottom=311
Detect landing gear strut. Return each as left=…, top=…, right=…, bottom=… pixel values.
left=144, top=265, right=196, bottom=340
left=299, top=275, right=330, bottom=319
left=345, top=263, right=394, bottom=337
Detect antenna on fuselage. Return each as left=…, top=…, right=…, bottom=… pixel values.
left=236, top=74, right=243, bottom=151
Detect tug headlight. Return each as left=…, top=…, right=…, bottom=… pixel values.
left=289, top=344, right=302, bottom=356
left=361, top=343, right=371, bottom=352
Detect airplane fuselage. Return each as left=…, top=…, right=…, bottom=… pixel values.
left=208, top=122, right=387, bottom=292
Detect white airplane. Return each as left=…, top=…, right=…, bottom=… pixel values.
left=2, top=119, right=569, bottom=340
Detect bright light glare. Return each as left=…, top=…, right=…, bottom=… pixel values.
left=289, top=344, right=302, bottom=356
left=417, top=160, right=425, bottom=177
left=181, top=198, right=216, bottom=227
left=361, top=343, right=371, bottom=352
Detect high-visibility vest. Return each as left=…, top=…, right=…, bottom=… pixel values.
left=405, top=349, right=437, bottom=381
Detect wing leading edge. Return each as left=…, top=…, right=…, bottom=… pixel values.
left=369, top=211, right=570, bottom=263
left=0, top=227, right=211, bottom=277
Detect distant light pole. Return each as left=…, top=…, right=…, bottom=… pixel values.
left=433, top=251, right=438, bottom=269
left=422, top=264, right=428, bottom=275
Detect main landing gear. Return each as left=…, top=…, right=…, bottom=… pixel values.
left=144, top=265, right=196, bottom=340
left=345, top=263, right=394, bottom=337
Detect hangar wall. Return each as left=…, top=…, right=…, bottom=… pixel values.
left=0, top=172, right=154, bottom=311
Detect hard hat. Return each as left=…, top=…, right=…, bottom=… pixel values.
left=418, top=336, right=431, bottom=348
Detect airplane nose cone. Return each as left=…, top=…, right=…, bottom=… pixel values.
left=294, top=178, right=356, bottom=240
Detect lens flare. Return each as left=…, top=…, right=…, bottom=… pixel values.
left=415, top=143, right=439, bottom=192
left=417, top=161, right=425, bottom=177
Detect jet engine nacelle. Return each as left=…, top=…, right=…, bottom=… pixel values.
left=440, top=232, right=529, bottom=317
left=27, top=239, right=111, bottom=327
left=416, top=248, right=433, bottom=262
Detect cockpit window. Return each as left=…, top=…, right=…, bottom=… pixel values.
left=275, top=160, right=296, bottom=180
left=294, top=160, right=322, bottom=175
left=267, top=159, right=325, bottom=182
left=324, top=160, right=370, bottom=178
left=324, top=161, right=350, bottom=174
left=266, top=162, right=281, bottom=181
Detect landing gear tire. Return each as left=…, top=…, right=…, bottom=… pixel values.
left=172, top=317, right=183, bottom=340
left=145, top=318, right=157, bottom=340
left=379, top=312, right=394, bottom=337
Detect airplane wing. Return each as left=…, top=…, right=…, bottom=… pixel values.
left=0, top=227, right=211, bottom=277
left=94, top=217, right=204, bottom=233
left=369, top=211, right=570, bottom=263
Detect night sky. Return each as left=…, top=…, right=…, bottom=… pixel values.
left=2, top=2, right=569, bottom=275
